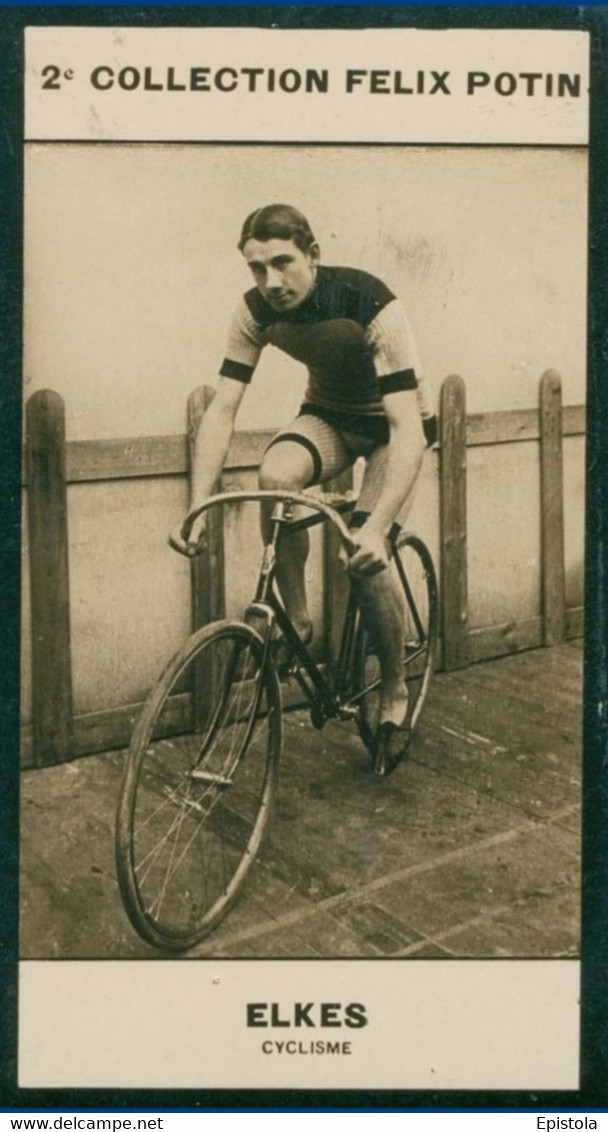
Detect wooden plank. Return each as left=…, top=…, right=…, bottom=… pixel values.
left=440, top=374, right=469, bottom=671
left=228, top=428, right=276, bottom=468
left=20, top=694, right=191, bottom=768
left=444, top=642, right=583, bottom=737
left=467, top=607, right=582, bottom=664
left=22, top=428, right=277, bottom=485
left=20, top=683, right=310, bottom=767
left=467, top=408, right=541, bottom=447
left=563, top=404, right=586, bottom=437
left=540, top=370, right=566, bottom=646
left=77, top=693, right=192, bottom=755
left=55, top=701, right=143, bottom=761
left=565, top=606, right=584, bottom=640
left=468, top=618, right=543, bottom=663
left=66, top=434, right=187, bottom=482
left=21, top=408, right=584, bottom=485
left=25, top=390, right=74, bottom=766
left=466, top=404, right=584, bottom=448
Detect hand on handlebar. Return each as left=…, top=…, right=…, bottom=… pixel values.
left=168, top=489, right=358, bottom=560
left=340, top=524, right=390, bottom=577
left=168, top=510, right=208, bottom=557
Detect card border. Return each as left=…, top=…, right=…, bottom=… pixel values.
left=1, top=1, right=607, bottom=1112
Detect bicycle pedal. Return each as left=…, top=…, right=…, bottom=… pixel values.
left=190, top=769, right=233, bottom=789
left=371, top=721, right=412, bottom=777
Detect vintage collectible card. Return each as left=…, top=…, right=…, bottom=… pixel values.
left=2, top=2, right=607, bottom=1108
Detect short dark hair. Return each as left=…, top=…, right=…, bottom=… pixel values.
left=238, top=204, right=316, bottom=253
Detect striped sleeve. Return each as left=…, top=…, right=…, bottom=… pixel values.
left=219, top=298, right=265, bottom=384
left=367, top=298, right=435, bottom=423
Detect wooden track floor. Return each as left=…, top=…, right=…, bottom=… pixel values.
left=20, top=641, right=582, bottom=959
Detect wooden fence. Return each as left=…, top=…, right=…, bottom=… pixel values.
left=22, top=371, right=584, bottom=768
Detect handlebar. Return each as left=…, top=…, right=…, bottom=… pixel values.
left=169, top=489, right=358, bottom=558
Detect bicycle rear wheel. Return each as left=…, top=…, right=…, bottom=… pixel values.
left=116, top=620, right=282, bottom=951
left=354, top=533, right=438, bottom=753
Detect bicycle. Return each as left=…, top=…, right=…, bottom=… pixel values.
left=115, top=489, right=438, bottom=952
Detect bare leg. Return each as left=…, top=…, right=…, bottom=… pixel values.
left=354, top=567, right=409, bottom=726
left=355, top=445, right=423, bottom=727
left=258, top=441, right=315, bottom=637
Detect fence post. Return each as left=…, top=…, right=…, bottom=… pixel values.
left=187, top=386, right=226, bottom=631
left=440, top=375, right=469, bottom=671
left=539, top=370, right=566, bottom=646
left=187, top=386, right=226, bottom=730
left=26, top=390, right=74, bottom=766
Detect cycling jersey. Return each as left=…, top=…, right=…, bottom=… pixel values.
left=219, top=265, right=434, bottom=428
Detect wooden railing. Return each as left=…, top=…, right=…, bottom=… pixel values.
left=439, top=370, right=584, bottom=669
left=22, top=371, right=584, bottom=768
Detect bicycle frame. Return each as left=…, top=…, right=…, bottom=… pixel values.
left=244, top=497, right=371, bottom=728
left=171, top=487, right=387, bottom=728
left=170, top=491, right=380, bottom=729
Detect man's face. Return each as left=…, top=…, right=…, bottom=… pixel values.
left=242, top=237, right=319, bottom=311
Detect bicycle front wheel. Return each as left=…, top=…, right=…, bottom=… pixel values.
left=116, top=620, right=282, bottom=951
left=354, top=534, right=438, bottom=754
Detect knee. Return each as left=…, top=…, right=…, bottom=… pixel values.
left=258, top=463, right=286, bottom=491
left=258, top=444, right=312, bottom=492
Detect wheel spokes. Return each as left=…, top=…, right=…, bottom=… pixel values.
left=121, top=625, right=280, bottom=944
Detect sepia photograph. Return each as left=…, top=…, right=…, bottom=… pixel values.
left=21, top=145, right=586, bottom=964
left=7, top=9, right=604, bottom=1096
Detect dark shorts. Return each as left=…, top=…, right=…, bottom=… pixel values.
left=264, top=402, right=437, bottom=487
left=264, top=403, right=389, bottom=487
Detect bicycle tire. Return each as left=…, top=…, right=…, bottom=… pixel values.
left=116, top=620, right=282, bottom=951
left=353, top=534, right=438, bottom=754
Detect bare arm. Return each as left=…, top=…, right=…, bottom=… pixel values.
left=190, top=376, right=247, bottom=505
left=349, top=390, right=425, bottom=574
left=185, top=376, right=247, bottom=548
left=367, top=390, right=425, bottom=533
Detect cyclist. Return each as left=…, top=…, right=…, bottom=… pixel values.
left=185, top=204, right=437, bottom=774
